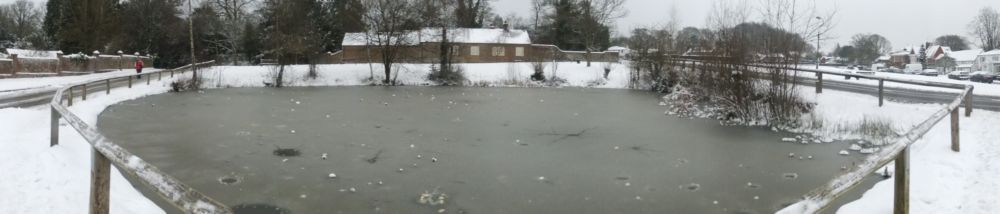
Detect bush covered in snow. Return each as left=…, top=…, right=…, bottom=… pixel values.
left=426, top=64, right=465, bottom=86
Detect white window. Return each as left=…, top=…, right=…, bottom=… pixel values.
left=492, top=47, right=506, bottom=56
left=515, top=47, right=525, bottom=57
left=470, top=46, right=480, bottom=56
left=451, top=46, right=461, bottom=56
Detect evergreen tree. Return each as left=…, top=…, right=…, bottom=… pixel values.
left=42, top=0, right=63, bottom=45
left=56, top=0, right=121, bottom=53
left=240, top=22, right=262, bottom=63
left=918, top=44, right=927, bottom=67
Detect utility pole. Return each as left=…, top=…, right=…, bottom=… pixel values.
left=189, top=0, right=198, bottom=80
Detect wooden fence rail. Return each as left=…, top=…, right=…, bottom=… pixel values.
left=675, top=58, right=973, bottom=214
left=49, top=61, right=231, bottom=214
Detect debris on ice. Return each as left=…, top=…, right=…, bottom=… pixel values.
left=839, top=150, right=850, bottom=156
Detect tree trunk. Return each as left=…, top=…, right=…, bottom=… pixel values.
left=276, top=63, right=285, bottom=88
left=383, top=62, right=392, bottom=84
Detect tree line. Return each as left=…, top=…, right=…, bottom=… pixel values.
left=0, top=0, right=628, bottom=69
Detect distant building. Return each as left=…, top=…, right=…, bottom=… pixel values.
left=336, top=27, right=618, bottom=64
left=889, top=47, right=918, bottom=68
left=975, top=50, right=1000, bottom=73
left=946, top=49, right=982, bottom=72
left=923, top=45, right=951, bottom=65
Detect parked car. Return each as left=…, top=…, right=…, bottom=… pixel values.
left=920, top=69, right=941, bottom=76
left=947, top=71, right=971, bottom=80
left=904, top=64, right=923, bottom=74
left=843, top=68, right=874, bottom=80
left=970, top=71, right=997, bottom=83
left=880, top=68, right=903, bottom=73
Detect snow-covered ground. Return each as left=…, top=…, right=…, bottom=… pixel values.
left=198, top=62, right=629, bottom=89
left=0, top=69, right=163, bottom=93
left=1, top=62, right=997, bottom=213
left=0, top=81, right=172, bottom=213
left=835, top=110, right=1000, bottom=213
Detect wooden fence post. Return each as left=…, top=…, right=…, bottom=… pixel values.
left=965, top=87, right=974, bottom=117
left=878, top=80, right=884, bottom=107
left=68, top=86, right=74, bottom=106
left=894, top=147, right=910, bottom=214
left=50, top=107, right=60, bottom=147
left=82, top=84, right=87, bottom=101
left=816, top=73, right=823, bottom=93
left=146, top=74, right=151, bottom=85
left=89, top=149, right=111, bottom=214
left=951, top=108, right=960, bottom=152
left=10, top=54, right=20, bottom=76
left=128, top=76, right=132, bottom=88
left=56, top=53, right=64, bottom=75
left=105, top=79, right=110, bottom=94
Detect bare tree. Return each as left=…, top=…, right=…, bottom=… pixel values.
left=530, top=0, right=547, bottom=30
left=706, top=0, right=750, bottom=30
left=579, top=0, right=627, bottom=67
left=0, top=0, right=43, bottom=46
left=850, top=33, right=891, bottom=65
left=756, top=0, right=837, bottom=44
left=969, top=7, right=1000, bottom=51
left=360, top=0, right=417, bottom=84
left=211, top=0, right=256, bottom=64
left=934, top=35, right=970, bottom=51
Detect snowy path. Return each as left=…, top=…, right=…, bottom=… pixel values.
left=836, top=109, right=1000, bottom=214
left=0, top=69, right=162, bottom=93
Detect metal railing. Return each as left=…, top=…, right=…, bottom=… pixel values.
left=675, top=58, right=974, bottom=213
left=48, top=61, right=232, bottom=214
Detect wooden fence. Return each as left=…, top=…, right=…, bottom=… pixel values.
left=49, top=61, right=232, bottom=214
left=675, top=58, right=973, bottom=214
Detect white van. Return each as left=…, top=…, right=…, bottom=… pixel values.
left=904, top=64, right=923, bottom=74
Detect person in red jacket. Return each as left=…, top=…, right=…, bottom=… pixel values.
left=135, top=58, right=144, bottom=79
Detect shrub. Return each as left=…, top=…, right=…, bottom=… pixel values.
left=427, top=64, right=466, bottom=86
left=170, top=77, right=202, bottom=92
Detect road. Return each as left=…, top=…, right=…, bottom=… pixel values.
left=794, top=77, right=1000, bottom=112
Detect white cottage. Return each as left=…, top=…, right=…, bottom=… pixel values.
left=974, top=50, right=1000, bottom=73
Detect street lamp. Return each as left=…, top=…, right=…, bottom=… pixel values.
left=815, top=16, right=822, bottom=70
left=188, top=0, right=197, bottom=80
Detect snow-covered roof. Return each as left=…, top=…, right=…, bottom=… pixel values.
left=980, top=49, right=1000, bottom=56
left=607, top=46, right=628, bottom=52
left=4, top=48, right=62, bottom=59
left=924, top=45, right=951, bottom=57
left=342, top=28, right=531, bottom=47
left=877, top=55, right=891, bottom=60
left=947, top=49, right=982, bottom=61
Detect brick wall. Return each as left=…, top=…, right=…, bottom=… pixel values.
left=0, top=52, right=155, bottom=77
left=337, top=43, right=618, bottom=64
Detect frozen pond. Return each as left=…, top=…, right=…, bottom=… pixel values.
left=98, top=87, right=867, bottom=214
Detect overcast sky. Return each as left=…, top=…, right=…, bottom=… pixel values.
left=5, top=0, right=1000, bottom=52
left=494, top=0, right=1000, bottom=52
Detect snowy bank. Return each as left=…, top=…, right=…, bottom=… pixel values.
left=0, top=81, right=174, bottom=213
left=197, top=62, right=631, bottom=89
left=835, top=109, right=1000, bottom=214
